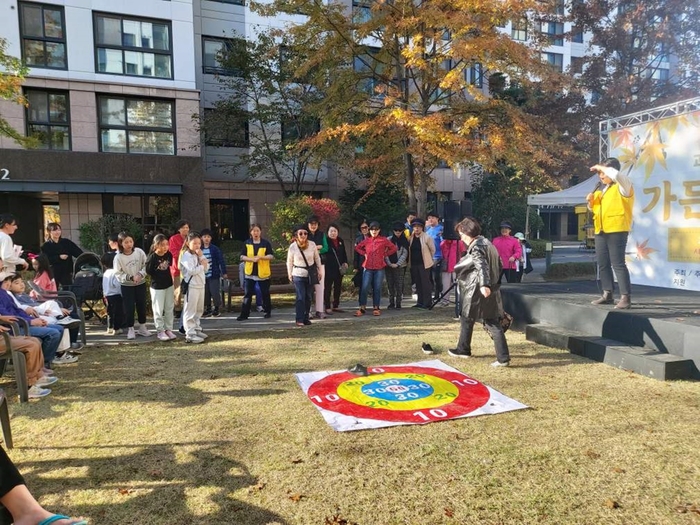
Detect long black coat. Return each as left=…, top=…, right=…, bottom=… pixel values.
left=455, top=236, right=503, bottom=320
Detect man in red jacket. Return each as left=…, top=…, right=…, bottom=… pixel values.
left=354, top=221, right=397, bottom=317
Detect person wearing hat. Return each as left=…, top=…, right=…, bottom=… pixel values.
left=287, top=224, right=323, bottom=327
left=492, top=221, right=522, bottom=283
left=386, top=221, right=409, bottom=309
left=513, top=232, right=533, bottom=283
left=408, top=218, right=436, bottom=308
left=354, top=221, right=397, bottom=316
left=586, top=157, right=634, bottom=309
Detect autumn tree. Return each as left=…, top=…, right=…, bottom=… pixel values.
left=571, top=0, right=700, bottom=118
left=253, top=0, right=576, bottom=216
left=0, top=38, right=33, bottom=146
left=197, top=31, right=327, bottom=195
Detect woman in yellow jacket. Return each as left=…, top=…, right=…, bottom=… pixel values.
left=586, top=157, right=634, bottom=309
left=237, top=224, right=274, bottom=320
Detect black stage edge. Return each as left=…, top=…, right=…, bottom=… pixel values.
left=501, top=280, right=700, bottom=380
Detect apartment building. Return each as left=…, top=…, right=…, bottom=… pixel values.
left=0, top=0, right=205, bottom=252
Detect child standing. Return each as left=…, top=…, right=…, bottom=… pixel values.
left=101, top=252, right=125, bottom=335
left=114, top=232, right=150, bottom=340
left=179, top=232, right=208, bottom=344
left=200, top=228, right=227, bottom=317
left=146, top=234, right=177, bottom=341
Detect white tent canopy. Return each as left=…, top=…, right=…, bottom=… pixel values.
left=527, top=175, right=598, bottom=206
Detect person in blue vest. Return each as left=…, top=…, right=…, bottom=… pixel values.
left=200, top=229, right=227, bottom=318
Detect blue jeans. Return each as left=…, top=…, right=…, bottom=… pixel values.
left=292, top=276, right=313, bottom=323
left=360, top=269, right=385, bottom=308
left=25, top=325, right=63, bottom=366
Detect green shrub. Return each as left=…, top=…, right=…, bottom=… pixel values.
left=267, top=196, right=313, bottom=249
left=219, top=239, right=245, bottom=264
left=529, top=239, right=549, bottom=259
left=78, top=214, right=143, bottom=254
left=544, top=262, right=596, bottom=280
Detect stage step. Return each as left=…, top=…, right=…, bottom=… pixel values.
left=526, top=324, right=695, bottom=381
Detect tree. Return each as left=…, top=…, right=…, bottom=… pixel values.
left=253, top=0, right=575, bottom=216
left=197, top=31, right=327, bottom=195
left=571, top=0, right=700, bottom=118
left=0, top=38, right=34, bottom=147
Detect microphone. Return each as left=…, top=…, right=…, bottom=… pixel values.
left=593, top=180, right=603, bottom=193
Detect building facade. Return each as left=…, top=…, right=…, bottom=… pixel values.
left=0, top=0, right=205, bottom=252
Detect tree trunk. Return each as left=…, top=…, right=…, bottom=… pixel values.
left=404, top=143, right=417, bottom=214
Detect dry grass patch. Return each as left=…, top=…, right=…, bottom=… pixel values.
left=4, top=309, right=700, bottom=525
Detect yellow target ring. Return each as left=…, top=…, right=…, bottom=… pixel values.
left=337, top=372, right=460, bottom=411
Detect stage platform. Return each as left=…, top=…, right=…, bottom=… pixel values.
left=500, top=280, right=700, bottom=380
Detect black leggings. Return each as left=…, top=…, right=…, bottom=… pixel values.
left=121, top=284, right=147, bottom=327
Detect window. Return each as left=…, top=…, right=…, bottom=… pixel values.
left=511, top=18, right=527, bottom=41
left=352, top=0, right=372, bottom=24
left=204, top=109, right=249, bottom=148
left=571, top=26, right=583, bottom=43
left=94, top=13, right=172, bottom=79
left=570, top=56, right=585, bottom=74
left=98, top=96, right=175, bottom=154
left=554, top=0, right=565, bottom=15
left=208, top=0, right=245, bottom=4
left=469, top=63, right=483, bottom=88
left=19, top=2, right=67, bottom=69
left=652, top=68, right=669, bottom=81
left=354, top=48, right=383, bottom=95
left=543, top=52, right=563, bottom=72
left=202, top=37, right=244, bottom=76
left=281, top=116, right=320, bottom=145
left=24, top=89, right=70, bottom=150
left=541, top=21, right=564, bottom=46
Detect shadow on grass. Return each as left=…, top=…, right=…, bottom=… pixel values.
left=17, top=441, right=287, bottom=525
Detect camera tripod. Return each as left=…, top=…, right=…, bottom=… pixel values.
left=428, top=281, right=458, bottom=311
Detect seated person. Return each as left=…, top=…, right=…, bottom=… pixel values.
left=0, top=322, right=56, bottom=399
left=0, top=272, right=70, bottom=368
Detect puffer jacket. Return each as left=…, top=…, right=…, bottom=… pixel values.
left=454, top=236, right=503, bottom=320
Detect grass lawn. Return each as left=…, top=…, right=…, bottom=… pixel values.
left=5, top=309, right=700, bottom=525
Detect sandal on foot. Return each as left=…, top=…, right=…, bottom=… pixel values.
left=373, top=308, right=381, bottom=316
left=38, top=516, right=88, bottom=525
left=354, top=308, right=365, bottom=317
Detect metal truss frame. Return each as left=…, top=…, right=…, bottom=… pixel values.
left=599, top=97, right=700, bottom=159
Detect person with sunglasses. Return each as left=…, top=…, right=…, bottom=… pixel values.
left=287, top=225, right=323, bottom=327
left=386, top=221, right=409, bottom=309
left=354, top=221, right=397, bottom=316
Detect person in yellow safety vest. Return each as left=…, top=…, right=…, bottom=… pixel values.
left=237, top=224, right=274, bottom=321
left=586, top=157, right=634, bottom=310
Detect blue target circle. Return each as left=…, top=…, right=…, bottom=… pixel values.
left=361, top=379, right=434, bottom=402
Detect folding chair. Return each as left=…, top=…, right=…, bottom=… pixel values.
left=0, top=388, right=12, bottom=449
left=27, top=281, right=86, bottom=345
left=0, top=321, right=29, bottom=404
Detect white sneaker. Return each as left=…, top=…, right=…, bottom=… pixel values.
left=106, top=328, right=115, bottom=336
left=186, top=335, right=204, bottom=344
left=28, top=385, right=51, bottom=398
left=56, top=316, right=81, bottom=328
left=36, top=375, right=59, bottom=387
left=136, top=324, right=151, bottom=337
left=52, top=353, right=79, bottom=365
left=165, top=330, right=177, bottom=340
left=127, top=327, right=135, bottom=340
left=491, top=360, right=510, bottom=368
left=195, top=331, right=208, bottom=340
left=157, top=331, right=170, bottom=342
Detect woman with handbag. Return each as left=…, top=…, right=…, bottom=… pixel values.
left=287, top=225, right=323, bottom=327
left=448, top=217, right=511, bottom=367
left=323, top=223, right=348, bottom=314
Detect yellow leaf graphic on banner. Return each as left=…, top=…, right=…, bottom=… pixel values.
left=635, top=239, right=657, bottom=260
left=638, top=141, right=667, bottom=180
left=617, top=147, right=637, bottom=173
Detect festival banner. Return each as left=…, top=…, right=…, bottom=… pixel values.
left=608, top=109, right=700, bottom=291
left=296, top=360, right=528, bottom=432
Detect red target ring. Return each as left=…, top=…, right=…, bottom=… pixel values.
left=306, top=365, right=490, bottom=423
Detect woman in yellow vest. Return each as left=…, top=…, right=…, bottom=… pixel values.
left=237, top=224, right=274, bottom=320
left=586, top=157, right=634, bottom=309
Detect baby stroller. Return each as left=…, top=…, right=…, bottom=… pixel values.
left=70, top=252, right=105, bottom=323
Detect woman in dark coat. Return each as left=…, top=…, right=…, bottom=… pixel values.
left=448, top=217, right=511, bottom=367
left=40, top=222, right=83, bottom=288
left=323, top=223, right=348, bottom=314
